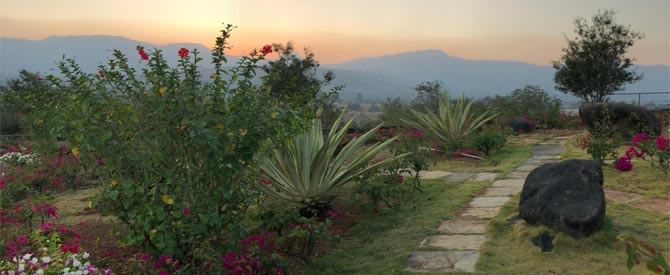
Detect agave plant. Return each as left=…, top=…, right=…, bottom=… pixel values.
left=401, top=93, right=497, bottom=151
left=259, top=111, right=407, bottom=208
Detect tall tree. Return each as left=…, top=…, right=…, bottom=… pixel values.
left=553, top=10, right=643, bottom=102
left=411, top=80, right=447, bottom=114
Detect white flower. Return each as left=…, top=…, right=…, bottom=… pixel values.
left=18, top=263, right=25, bottom=271
left=22, top=253, right=32, bottom=260
left=72, top=258, right=81, bottom=267
left=41, top=256, right=51, bottom=263
left=36, top=269, right=44, bottom=275
left=30, top=257, right=38, bottom=265
left=82, top=252, right=89, bottom=259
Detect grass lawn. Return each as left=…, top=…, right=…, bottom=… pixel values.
left=298, top=178, right=490, bottom=274
left=562, top=131, right=670, bottom=199
left=476, top=196, right=669, bottom=275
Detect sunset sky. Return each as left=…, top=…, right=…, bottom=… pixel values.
left=1, top=0, right=668, bottom=65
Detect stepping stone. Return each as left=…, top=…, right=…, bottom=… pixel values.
left=531, top=145, right=563, bottom=156
left=482, top=186, right=519, bottom=197
left=604, top=190, right=642, bottom=202
left=405, top=251, right=479, bottom=273
left=470, top=196, right=511, bottom=208
left=438, top=220, right=489, bottom=234
left=419, top=171, right=454, bottom=179
left=492, top=179, right=524, bottom=188
left=471, top=172, right=500, bottom=181
left=522, top=159, right=557, bottom=166
left=514, top=165, right=539, bottom=172
left=506, top=171, right=530, bottom=179
left=531, top=155, right=561, bottom=160
left=420, top=235, right=487, bottom=250
left=460, top=207, right=500, bottom=219
left=443, top=172, right=475, bottom=182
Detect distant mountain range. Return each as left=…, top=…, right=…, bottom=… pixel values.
left=2, top=35, right=668, bottom=104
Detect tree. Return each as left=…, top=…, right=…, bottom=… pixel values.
left=553, top=10, right=643, bottom=102
left=261, top=42, right=342, bottom=127
left=411, top=80, right=447, bottom=114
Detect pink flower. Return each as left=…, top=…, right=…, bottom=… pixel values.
left=17, top=235, right=29, bottom=246
left=614, top=157, right=633, bottom=172
left=413, top=130, right=424, bottom=137
left=625, top=147, right=643, bottom=158
left=98, top=70, right=105, bottom=78
left=632, top=133, right=649, bottom=147
left=178, top=48, right=189, bottom=59
left=388, top=128, right=397, bottom=138
left=259, top=178, right=271, bottom=186
left=181, top=208, right=190, bottom=215
left=656, top=136, right=670, bottom=151
left=0, top=178, right=4, bottom=189
left=397, top=174, right=404, bottom=184
left=140, top=254, right=153, bottom=261
left=35, top=77, right=44, bottom=81
left=97, top=158, right=105, bottom=166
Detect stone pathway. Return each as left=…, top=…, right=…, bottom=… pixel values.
left=405, top=138, right=566, bottom=273
left=605, top=190, right=670, bottom=213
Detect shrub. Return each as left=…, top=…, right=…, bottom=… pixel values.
left=11, top=24, right=315, bottom=270
left=401, top=93, right=498, bottom=153
left=468, top=127, right=508, bottom=155
left=259, top=110, right=406, bottom=212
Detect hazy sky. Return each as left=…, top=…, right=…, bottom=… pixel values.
left=1, top=0, right=668, bottom=65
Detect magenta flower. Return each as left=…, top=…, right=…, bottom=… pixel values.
left=181, top=208, right=190, bottom=215
left=397, top=174, right=404, bottom=184
left=632, top=133, right=649, bottom=147
left=17, top=235, right=29, bottom=246
left=656, top=136, right=670, bottom=151
left=614, top=157, right=633, bottom=172
left=259, top=178, right=271, bottom=186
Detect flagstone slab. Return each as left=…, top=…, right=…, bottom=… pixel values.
left=492, top=179, right=524, bottom=188
left=419, top=171, right=454, bottom=179
left=460, top=207, right=500, bottom=219
left=531, top=155, right=561, bottom=160
left=420, top=235, right=487, bottom=250
left=514, top=165, right=539, bottom=172
left=405, top=251, right=479, bottom=273
left=531, top=144, right=564, bottom=156
left=506, top=171, right=530, bottom=179
left=470, top=196, right=511, bottom=208
left=443, top=172, right=475, bottom=182
left=522, top=159, right=558, bottom=166
left=604, top=189, right=642, bottom=202
left=482, top=186, right=520, bottom=197
left=437, top=220, right=489, bottom=234
left=471, top=173, right=500, bottom=182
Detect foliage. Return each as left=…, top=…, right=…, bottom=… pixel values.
left=0, top=70, right=53, bottom=135
left=615, top=133, right=670, bottom=175
left=479, top=85, right=564, bottom=129
left=401, top=93, right=498, bottom=153
left=379, top=97, right=411, bottom=126
left=617, top=234, right=669, bottom=275
left=355, top=170, right=408, bottom=214
left=579, top=108, right=622, bottom=163
left=279, top=216, right=334, bottom=263
left=386, top=128, right=433, bottom=190
left=261, top=42, right=342, bottom=128
left=259, top=110, right=406, bottom=210
left=467, top=126, right=509, bottom=155
left=553, top=10, right=643, bottom=102
left=8, top=24, right=317, bottom=270
left=411, top=81, right=447, bottom=115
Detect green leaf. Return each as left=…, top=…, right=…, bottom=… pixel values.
left=647, top=259, right=660, bottom=273
left=109, top=190, right=119, bottom=200
left=199, top=213, right=209, bottom=225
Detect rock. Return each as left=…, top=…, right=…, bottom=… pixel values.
left=532, top=231, right=555, bottom=253
left=579, top=102, right=662, bottom=139
left=508, top=116, right=535, bottom=133
left=519, top=159, right=605, bottom=237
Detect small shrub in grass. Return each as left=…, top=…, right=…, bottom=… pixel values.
left=617, top=234, right=669, bottom=275
left=355, top=171, right=408, bottom=214
left=615, top=133, right=670, bottom=174
left=468, top=126, right=508, bottom=155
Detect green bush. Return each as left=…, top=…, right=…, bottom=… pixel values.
left=12, top=24, right=313, bottom=270
left=468, top=127, right=509, bottom=155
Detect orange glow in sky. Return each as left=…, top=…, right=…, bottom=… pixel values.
left=1, top=0, right=668, bottom=65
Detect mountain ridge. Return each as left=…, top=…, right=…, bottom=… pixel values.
left=1, top=35, right=668, bottom=103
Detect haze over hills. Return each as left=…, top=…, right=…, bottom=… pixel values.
left=1, top=35, right=668, bottom=104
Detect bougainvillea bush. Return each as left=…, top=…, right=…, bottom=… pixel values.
left=8, top=24, right=318, bottom=272
left=615, top=133, right=670, bottom=175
